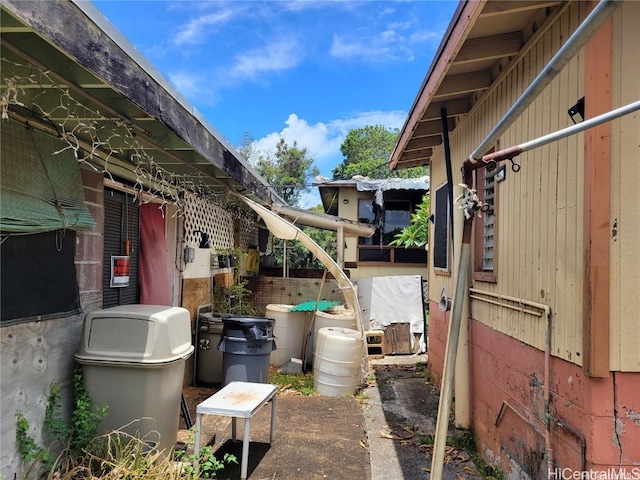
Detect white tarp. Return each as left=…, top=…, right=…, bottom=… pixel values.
left=358, top=275, right=426, bottom=351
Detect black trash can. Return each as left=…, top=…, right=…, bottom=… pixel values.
left=217, top=316, right=277, bottom=385
left=196, top=312, right=224, bottom=385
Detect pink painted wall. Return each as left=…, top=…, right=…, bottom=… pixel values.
left=427, top=301, right=640, bottom=478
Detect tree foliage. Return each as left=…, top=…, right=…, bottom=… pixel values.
left=253, top=138, right=319, bottom=206
left=332, top=125, right=428, bottom=180
left=390, top=194, right=430, bottom=248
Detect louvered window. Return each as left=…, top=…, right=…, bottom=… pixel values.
left=474, top=166, right=497, bottom=282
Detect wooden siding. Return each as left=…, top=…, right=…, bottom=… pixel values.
left=609, top=2, right=640, bottom=371
left=429, top=2, right=591, bottom=364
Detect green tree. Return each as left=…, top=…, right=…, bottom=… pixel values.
left=390, top=194, right=430, bottom=248
left=332, top=125, right=428, bottom=180
left=254, top=138, right=319, bottom=206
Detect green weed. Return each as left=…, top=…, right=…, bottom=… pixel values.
left=268, top=372, right=315, bottom=395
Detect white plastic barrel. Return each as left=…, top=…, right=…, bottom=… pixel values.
left=313, top=327, right=363, bottom=397
left=312, top=308, right=357, bottom=359
left=266, top=304, right=307, bottom=367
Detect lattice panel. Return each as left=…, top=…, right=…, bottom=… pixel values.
left=239, top=217, right=258, bottom=249
left=182, top=192, right=260, bottom=252
left=183, top=192, right=234, bottom=250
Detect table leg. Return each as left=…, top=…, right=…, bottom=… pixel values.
left=241, top=417, right=251, bottom=480
left=269, top=396, right=277, bottom=444
left=193, top=413, right=202, bottom=461
left=232, top=416, right=237, bottom=440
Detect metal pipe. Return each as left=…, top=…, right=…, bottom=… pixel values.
left=468, top=0, right=622, bottom=163
left=466, top=100, right=640, bottom=172
left=519, top=100, right=640, bottom=152
left=554, top=417, right=587, bottom=472
left=430, top=242, right=472, bottom=478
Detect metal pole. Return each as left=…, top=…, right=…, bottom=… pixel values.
left=470, top=100, right=640, bottom=168
left=468, top=0, right=621, bottom=163
left=430, top=243, right=472, bottom=479
left=519, top=100, right=640, bottom=152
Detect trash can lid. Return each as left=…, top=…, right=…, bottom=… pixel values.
left=75, top=305, right=194, bottom=364
left=222, top=316, right=275, bottom=327
left=199, top=312, right=224, bottom=323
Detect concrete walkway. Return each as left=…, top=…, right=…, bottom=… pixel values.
left=364, top=354, right=480, bottom=480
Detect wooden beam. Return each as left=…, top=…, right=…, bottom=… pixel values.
left=454, top=32, right=522, bottom=65
left=396, top=157, right=431, bottom=169
left=582, top=14, right=611, bottom=378
left=422, top=98, right=471, bottom=122
left=413, top=118, right=454, bottom=138
left=480, top=1, right=561, bottom=18
left=405, top=136, right=443, bottom=151
left=401, top=148, right=433, bottom=160
left=434, top=71, right=492, bottom=99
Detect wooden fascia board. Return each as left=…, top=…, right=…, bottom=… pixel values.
left=390, top=0, right=486, bottom=170
left=1, top=0, right=276, bottom=205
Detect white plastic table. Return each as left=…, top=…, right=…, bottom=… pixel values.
left=193, top=381, right=277, bottom=480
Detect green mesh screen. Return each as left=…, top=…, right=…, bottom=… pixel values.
left=1, top=121, right=96, bottom=234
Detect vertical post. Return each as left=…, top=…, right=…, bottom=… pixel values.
left=453, top=184, right=470, bottom=428
left=582, top=11, right=612, bottom=377
left=337, top=225, right=344, bottom=268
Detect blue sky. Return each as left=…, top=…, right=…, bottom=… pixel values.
left=91, top=0, right=456, bottom=202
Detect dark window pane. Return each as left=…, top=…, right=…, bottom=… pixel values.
left=433, top=185, right=449, bottom=270
left=358, top=248, right=391, bottom=262
left=1, top=231, right=80, bottom=323
left=394, top=248, right=427, bottom=264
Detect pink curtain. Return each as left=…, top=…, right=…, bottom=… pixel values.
left=139, top=203, right=171, bottom=305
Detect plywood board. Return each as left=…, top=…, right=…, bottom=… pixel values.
left=385, top=323, right=413, bottom=355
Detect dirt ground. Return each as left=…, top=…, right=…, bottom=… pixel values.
left=178, top=361, right=483, bottom=480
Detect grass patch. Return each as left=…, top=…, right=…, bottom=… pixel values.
left=449, top=431, right=506, bottom=480
left=268, top=372, right=315, bottom=395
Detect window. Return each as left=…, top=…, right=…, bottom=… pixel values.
left=473, top=165, right=497, bottom=282
left=0, top=121, right=94, bottom=324
left=1, top=231, right=81, bottom=324
left=432, top=184, right=450, bottom=271
left=357, top=197, right=427, bottom=265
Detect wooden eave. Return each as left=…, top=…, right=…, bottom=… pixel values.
left=390, top=0, right=563, bottom=170
left=0, top=0, right=283, bottom=206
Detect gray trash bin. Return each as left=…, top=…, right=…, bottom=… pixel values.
left=218, top=316, right=276, bottom=385
left=75, top=305, right=194, bottom=456
left=196, top=312, right=224, bottom=385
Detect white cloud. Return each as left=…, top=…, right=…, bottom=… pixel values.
left=252, top=110, right=408, bottom=177
left=231, top=39, right=304, bottom=80
left=173, top=9, right=235, bottom=45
